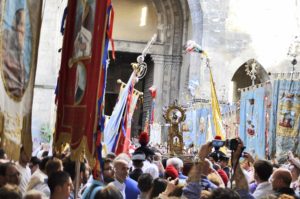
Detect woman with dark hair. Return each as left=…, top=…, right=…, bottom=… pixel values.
left=94, top=185, right=123, bottom=199
left=148, top=178, right=167, bottom=199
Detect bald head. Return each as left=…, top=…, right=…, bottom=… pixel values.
left=271, top=169, right=292, bottom=190
left=113, top=154, right=130, bottom=183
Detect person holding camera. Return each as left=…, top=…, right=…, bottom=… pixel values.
left=182, top=138, right=255, bottom=199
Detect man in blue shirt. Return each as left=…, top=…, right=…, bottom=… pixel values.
left=125, top=177, right=140, bottom=199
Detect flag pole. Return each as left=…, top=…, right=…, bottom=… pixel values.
left=74, top=160, right=81, bottom=198
left=185, top=41, right=226, bottom=140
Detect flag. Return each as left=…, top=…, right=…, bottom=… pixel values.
left=104, top=73, right=136, bottom=152
left=115, top=81, right=141, bottom=154
left=54, top=0, right=112, bottom=164
left=184, top=40, right=226, bottom=141
left=0, top=0, right=43, bottom=160
left=209, top=67, right=226, bottom=141
left=149, top=86, right=156, bottom=124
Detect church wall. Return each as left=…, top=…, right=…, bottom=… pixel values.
left=31, top=0, right=300, bottom=148
left=112, top=0, right=158, bottom=42
left=32, top=0, right=66, bottom=152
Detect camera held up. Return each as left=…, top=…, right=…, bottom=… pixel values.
left=212, top=138, right=242, bottom=151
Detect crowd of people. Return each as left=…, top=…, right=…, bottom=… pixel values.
left=0, top=132, right=299, bottom=199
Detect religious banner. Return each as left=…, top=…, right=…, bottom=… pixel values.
left=55, top=0, right=112, bottom=163
left=0, top=0, right=43, bottom=160
left=183, top=107, right=210, bottom=148
left=221, top=104, right=239, bottom=139
left=183, top=103, right=238, bottom=149
left=239, top=83, right=271, bottom=159
left=269, top=77, right=300, bottom=158
left=115, top=79, right=142, bottom=155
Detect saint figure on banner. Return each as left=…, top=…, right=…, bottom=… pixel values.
left=2, top=1, right=32, bottom=100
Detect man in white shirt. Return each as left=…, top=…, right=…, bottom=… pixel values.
left=16, top=146, right=31, bottom=194
left=252, top=160, right=274, bottom=199
left=26, top=157, right=51, bottom=197
left=109, top=154, right=130, bottom=199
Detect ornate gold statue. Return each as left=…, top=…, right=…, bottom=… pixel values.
left=163, top=100, right=186, bottom=156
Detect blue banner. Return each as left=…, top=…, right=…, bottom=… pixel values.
left=240, top=87, right=266, bottom=159
left=269, top=79, right=300, bottom=158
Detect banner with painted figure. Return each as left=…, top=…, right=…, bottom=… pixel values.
left=183, top=103, right=239, bottom=149
left=0, top=0, right=43, bottom=160
left=55, top=0, right=111, bottom=163
left=183, top=107, right=214, bottom=148
left=239, top=85, right=271, bottom=159
left=269, top=79, right=300, bottom=158
left=222, top=104, right=239, bottom=139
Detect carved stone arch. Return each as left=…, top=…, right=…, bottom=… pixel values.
left=152, top=0, right=186, bottom=55
left=231, top=59, right=270, bottom=102
left=148, top=0, right=189, bottom=125
left=112, top=0, right=188, bottom=56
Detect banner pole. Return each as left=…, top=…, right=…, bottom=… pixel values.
left=74, top=160, right=81, bottom=198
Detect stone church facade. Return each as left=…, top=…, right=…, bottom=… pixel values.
left=33, top=0, right=299, bottom=141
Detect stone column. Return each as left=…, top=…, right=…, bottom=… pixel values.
left=170, top=55, right=182, bottom=101
left=151, top=54, right=166, bottom=123
left=151, top=54, right=183, bottom=121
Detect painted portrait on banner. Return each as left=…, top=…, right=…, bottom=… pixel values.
left=1, top=0, right=32, bottom=100
left=0, top=0, right=42, bottom=160
left=269, top=79, right=300, bottom=158
left=199, top=116, right=206, bottom=134
left=277, top=92, right=300, bottom=137
left=68, top=0, right=95, bottom=104
left=74, top=62, right=87, bottom=103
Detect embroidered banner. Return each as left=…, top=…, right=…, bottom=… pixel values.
left=239, top=84, right=271, bottom=159
left=54, top=0, right=110, bottom=163
left=269, top=79, right=300, bottom=158
left=222, top=104, right=239, bottom=139
left=183, top=104, right=238, bottom=148
left=183, top=105, right=213, bottom=148
left=0, top=0, right=43, bottom=160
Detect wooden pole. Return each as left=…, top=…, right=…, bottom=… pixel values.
left=74, top=160, right=81, bottom=198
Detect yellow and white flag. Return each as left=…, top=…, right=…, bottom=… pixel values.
left=209, top=67, right=226, bottom=140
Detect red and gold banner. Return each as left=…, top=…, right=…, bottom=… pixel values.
left=0, top=0, right=43, bottom=160
left=54, top=0, right=110, bottom=163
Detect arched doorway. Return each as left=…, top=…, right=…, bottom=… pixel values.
left=111, top=0, right=190, bottom=125
left=231, top=59, right=270, bottom=102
